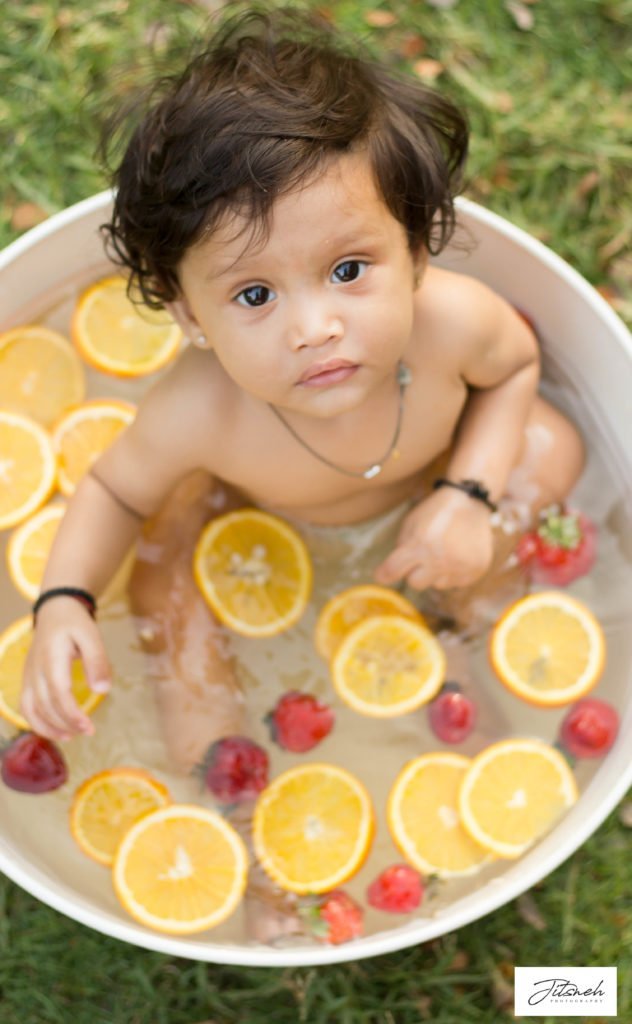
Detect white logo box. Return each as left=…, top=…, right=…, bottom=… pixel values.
left=515, top=966, right=617, bottom=1017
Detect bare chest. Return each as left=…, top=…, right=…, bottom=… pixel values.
left=205, top=371, right=468, bottom=524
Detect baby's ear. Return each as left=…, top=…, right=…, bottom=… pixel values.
left=166, top=298, right=212, bottom=350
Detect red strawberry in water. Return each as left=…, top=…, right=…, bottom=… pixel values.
left=515, top=507, right=597, bottom=587
left=1, top=732, right=68, bottom=794
left=367, top=864, right=424, bottom=913
left=559, top=699, right=619, bottom=759
left=265, top=691, right=334, bottom=753
left=304, top=890, right=364, bottom=944
left=428, top=684, right=477, bottom=744
left=203, top=736, right=269, bottom=804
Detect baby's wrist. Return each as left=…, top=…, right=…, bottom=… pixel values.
left=432, top=477, right=497, bottom=513
left=33, top=587, right=97, bottom=626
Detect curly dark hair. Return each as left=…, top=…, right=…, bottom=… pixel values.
left=101, top=5, right=468, bottom=308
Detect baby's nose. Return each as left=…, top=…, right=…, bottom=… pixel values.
left=289, top=299, right=344, bottom=350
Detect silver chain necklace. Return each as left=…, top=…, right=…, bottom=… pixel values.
left=268, top=362, right=412, bottom=480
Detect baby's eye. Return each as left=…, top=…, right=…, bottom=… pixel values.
left=235, top=285, right=276, bottom=308
left=331, top=260, right=368, bottom=284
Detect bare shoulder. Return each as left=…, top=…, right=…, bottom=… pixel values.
left=93, top=345, right=235, bottom=515
left=411, top=266, right=537, bottom=384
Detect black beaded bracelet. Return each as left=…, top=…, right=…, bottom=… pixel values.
left=432, top=477, right=498, bottom=513
left=32, top=587, right=97, bottom=624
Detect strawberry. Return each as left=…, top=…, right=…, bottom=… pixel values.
left=265, top=691, right=334, bottom=753
left=202, top=735, right=269, bottom=804
left=559, top=699, right=619, bottom=759
left=515, top=507, right=597, bottom=587
left=366, top=864, right=424, bottom=913
left=428, top=684, right=477, bottom=744
left=1, top=732, right=68, bottom=794
left=303, top=890, right=364, bottom=944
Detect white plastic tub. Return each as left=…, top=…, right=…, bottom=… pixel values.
left=0, top=193, right=631, bottom=966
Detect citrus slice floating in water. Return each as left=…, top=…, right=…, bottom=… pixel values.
left=0, top=615, right=105, bottom=730
left=388, top=752, right=491, bottom=877
left=331, top=614, right=445, bottom=717
left=52, top=398, right=136, bottom=496
left=70, top=768, right=171, bottom=866
left=0, top=324, right=85, bottom=427
left=72, top=275, right=182, bottom=377
left=490, top=591, right=605, bottom=706
left=6, top=502, right=66, bottom=600
left=314, top=583, right=424, bottom=661
left=112, top=804, right=248, bottom=934
left=0, top=411, right=57, bottom=530
left=458, top=738, right=578, bottom=859
left=253, top=763, right=374, bottom=894
left=193, top=509, right=312, bottom=637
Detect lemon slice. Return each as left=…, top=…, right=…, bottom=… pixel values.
left=52, top=398, right=135, bottom=496
left=331, top=615, right=445, bottom=717
left=113, top=804, right=248, bottom=934
left=458, top=738, right=578, bottom=858
left=315, top=583, right=424, bottom=660
left=490, top=591, right=605, bottom=706
left=253, top=763, right=374, bottom=894
left=72, top=275, right=181, bottom=377
left=0, top=324, right=85, bottom=426
left=0, top=410, right=56, bottom=530
left=388, top=752, right=491, bottom=877
left=70, top=768, right=171, bottom=865
left=193, top=509, right=312, bottom=637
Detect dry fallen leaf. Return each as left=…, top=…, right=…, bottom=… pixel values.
left=505, top=0, right=535, bottom=29
left=618, top=802, right=632, bottom=827
left=11, top=202, right=48, bottom=231
left=493, top=91, right=514, bottom=113
left=365, top=9, right=398, bottom=28
left=399, top=32, right=426, bottom=59
left=413, top=58, right=445, bottom=81
left=448, top=949, right=470, bottom=970
left=517, top=892, right=547, bottom=931
left=491, top=965, right=515, bottom=1011
left=575, top=170, right=601, bottom=201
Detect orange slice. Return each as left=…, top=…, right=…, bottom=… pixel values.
left=315, top=583, right=424, bottom=660
left=331, top=615, right=445, bottom=717
left=490, top=591, right=605, bottom=706
left=0, top=410, right=56, bottom=530
left=458, top=738, right=578, bottom=859
left=52, top=398, right=136, bottom=496
left=388, top=753, right=491, bottom=877
left=6, top=502, right=135, bottom=604
left=72, top=275, right=181, bottom=377
left=0, top=615, right=105, bottom=730
left=112, top=804, right=248, bottom=934
left=70, top=768, right=171, bottom=866
left=6, top=503, right=66, bottom=600
left=0, top=324, right=85, bottom=427
left=253, top=763, right=374, bottom=894
left=193, top=509, right=312, bottom=637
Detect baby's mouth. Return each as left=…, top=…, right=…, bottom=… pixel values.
left=297, top=360, right=359, bottom=387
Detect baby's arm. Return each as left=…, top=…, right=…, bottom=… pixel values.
left=21, top=359, right=213, bottom=740
left=376, top=280, right=539, bottom=590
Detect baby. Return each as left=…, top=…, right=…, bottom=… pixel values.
left=22, top=7, right=584, bottom=753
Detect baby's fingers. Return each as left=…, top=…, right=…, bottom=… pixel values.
left=374, top=545, right=424, bottom=586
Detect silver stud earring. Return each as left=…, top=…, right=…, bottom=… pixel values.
left=192, top=332, right=211, bottom=349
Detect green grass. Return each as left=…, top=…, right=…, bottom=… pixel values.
left=1, top=0, right=631, bottom=1020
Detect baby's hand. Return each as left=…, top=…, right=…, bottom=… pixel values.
left=20, top=599, right=111, bottom=741
left=374, top=488, right=495, bottom=590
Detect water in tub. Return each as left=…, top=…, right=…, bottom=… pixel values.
left=1, top=267, right=631, bottom=946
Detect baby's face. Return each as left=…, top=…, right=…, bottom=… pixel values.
left=172, top=151, right=424, bottom=419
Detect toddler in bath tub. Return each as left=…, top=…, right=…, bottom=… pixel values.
left=20, top=5, right=585, bottom=938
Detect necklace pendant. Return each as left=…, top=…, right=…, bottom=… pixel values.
left=363, top=464, right=382, bottom=480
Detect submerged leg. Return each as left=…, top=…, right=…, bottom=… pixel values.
left=128, top=471, right=302, bottom=942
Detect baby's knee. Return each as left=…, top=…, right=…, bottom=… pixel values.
left=524, top=398, right=586, bottom=504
